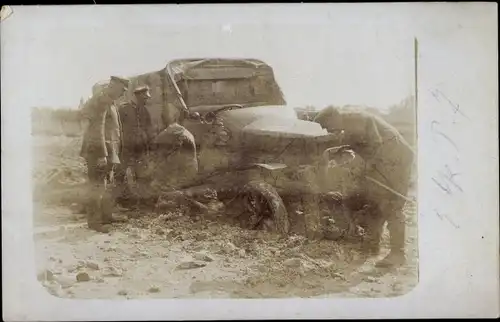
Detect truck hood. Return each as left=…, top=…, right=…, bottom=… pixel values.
left=218, top=105, right=328, bottom=137
left=242, top=117, right=328, bottom=137
left=218, top=105, right=341, bottom=166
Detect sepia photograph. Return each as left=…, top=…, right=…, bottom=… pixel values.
left=2, top=3, right=498, bottom=320
left=28, top=5, right=418, bottom=300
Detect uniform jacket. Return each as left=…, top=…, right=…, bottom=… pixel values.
left=315, top=107, right=408, bottom=160
left=317, top=108, right=415, bottom=195
left=80, top=90, right=123, bottom=164
left=118, top=100, right=155, bottom=156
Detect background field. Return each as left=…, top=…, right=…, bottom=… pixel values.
left=31, top=95, right=417, bottom=146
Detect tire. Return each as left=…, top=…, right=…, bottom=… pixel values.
left=241, top=181, right=290, bottom=235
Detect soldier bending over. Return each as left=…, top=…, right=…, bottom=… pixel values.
left=314, top=106, right=415, bottom=267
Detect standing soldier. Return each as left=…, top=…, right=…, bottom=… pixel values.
left=80, top=76, right=130, bottom=233
left=314, top=106, right=415, bottom=267
left=115, top=85, right=155, bottom=208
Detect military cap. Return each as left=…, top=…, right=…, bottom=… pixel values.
left=133, top=85, right=151, bottom=97
left=110, top=76, right=130, bottom=87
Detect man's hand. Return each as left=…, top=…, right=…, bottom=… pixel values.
left=97, top=157, right=108, bottom=167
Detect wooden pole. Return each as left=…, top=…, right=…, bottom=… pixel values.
left=413, top=37, right=419, bottom=150
left=414, top=37, right=418, bottom=112
left=413, top=37, right=419, bottom=205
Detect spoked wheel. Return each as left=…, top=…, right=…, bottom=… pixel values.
left=240, top=181, right=290, bottom=235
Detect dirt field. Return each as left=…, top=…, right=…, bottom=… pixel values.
left=32, top=135, right=418, bottom=299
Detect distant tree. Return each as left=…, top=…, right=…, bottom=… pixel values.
left=79, top=97, right=86, bottom=110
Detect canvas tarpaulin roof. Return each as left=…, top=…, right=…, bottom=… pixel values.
left=166, top=58, right=286, bottom=108
left=167, top=58, right=272, bottom=82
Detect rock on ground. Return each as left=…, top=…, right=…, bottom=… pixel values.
left=175, top=261, right=207, bottom=270
left=76, top=272, right=90, bottom=282
left=193, top=252, right=214, bottom=262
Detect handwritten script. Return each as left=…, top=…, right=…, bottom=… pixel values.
left=429, top=88, right=469, bottom=229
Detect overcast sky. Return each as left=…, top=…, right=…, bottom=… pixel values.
left=2, top=4, right=489, bottom=111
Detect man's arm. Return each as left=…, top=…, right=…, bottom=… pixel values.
left=97, top=104, right=108, bottom=160
left=108, top=104, right=122, bottom=141
left=358, top=116, right=384, bottom=160
left=104, top=104, right=123, bottom=165
left=93, top=92, right=109, bottom=160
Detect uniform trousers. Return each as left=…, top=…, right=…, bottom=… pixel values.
left=359, top=136, right=414, bottom=254
left=85, top=157, right=116, bottom=226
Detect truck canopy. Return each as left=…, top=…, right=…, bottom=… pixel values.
left=167, top=58, right=274, bottom=82
left=166, top=58, right=286, bottom=110
left=91, top=58, right=287, bottom=135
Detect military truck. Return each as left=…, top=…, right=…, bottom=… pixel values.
left=93, top=58, right=370, bottom=240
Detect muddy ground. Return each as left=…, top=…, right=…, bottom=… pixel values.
left=32, top=135, right=418, bottom=299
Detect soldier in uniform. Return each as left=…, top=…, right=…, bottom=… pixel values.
left=115, top=85, right=155, bottom=207
left=80, top=76, right=130, bottom=233
left=314, top=106, right=415, bottom=267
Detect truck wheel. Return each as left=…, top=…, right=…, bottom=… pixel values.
left=241, top=181, right=290, bottom=235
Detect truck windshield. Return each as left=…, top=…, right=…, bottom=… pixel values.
left=180, top=75, right=284, bottom=108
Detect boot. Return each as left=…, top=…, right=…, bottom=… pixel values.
left=86, top=198, right=98, bottom=228
left=375, top=215, right=406, bottom=268
left=86, top=190, right=113, bottom=233
left=87, top=206, right=111, bottom=233
left=101, top=190, right=128, bottom=224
